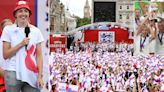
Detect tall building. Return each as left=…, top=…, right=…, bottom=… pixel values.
left=84, top=0, right=91, bottom=18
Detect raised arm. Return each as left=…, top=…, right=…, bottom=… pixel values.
left=3, top=38, right=29, bottom=59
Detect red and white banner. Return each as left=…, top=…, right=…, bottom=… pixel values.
left=49, top=34, right=67, bottom=53
left=84, top=27, right=133, bottom=43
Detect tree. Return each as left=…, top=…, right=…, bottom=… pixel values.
left=75, top=16, right=91, bottom=28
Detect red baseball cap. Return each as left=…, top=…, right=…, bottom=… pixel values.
left=13, top=0, right=32, bottom=16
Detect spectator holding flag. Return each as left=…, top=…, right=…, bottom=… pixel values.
left=1, top=0, right=44, bottom=92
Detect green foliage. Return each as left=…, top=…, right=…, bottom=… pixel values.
left=75, top=16, right=91, bottom=28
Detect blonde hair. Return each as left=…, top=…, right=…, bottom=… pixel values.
left=1, top=19, right=12, bottom=30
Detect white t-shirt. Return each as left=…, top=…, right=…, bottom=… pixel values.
left=0, top=38, right=6, bottom=69
left=1, top=24, right=44, bottom=88
left=134, top=35, right=155, bottom=55
left=1, top=25, right=17, bottom=71
left=155, top=32, right=164, bottom=55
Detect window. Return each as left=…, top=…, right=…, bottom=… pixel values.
left=127, top=14, right=129, bottom=19
left=120, top=14, right=122, bottom=19
left=127, top=6, right=129, bottom=9
left=120, top=5, right=122, bottom=9
left=50, top=25, right=54, bottom=31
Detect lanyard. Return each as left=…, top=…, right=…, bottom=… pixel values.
left=158, top=32, right=163, bottom=45
left=140, top=36, right=146, bottom=52
left=135, top=18, right=140, bottom=25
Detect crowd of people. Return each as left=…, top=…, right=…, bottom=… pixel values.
left=49, top=41, right=164, bottom=92
left=0, top=1, right=164, bottom=92
left=69, top=41, right=134, bottom=55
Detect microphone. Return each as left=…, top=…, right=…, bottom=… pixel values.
left=25, top=26, right=30, bottom=50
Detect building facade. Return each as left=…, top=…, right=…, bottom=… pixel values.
left=50, top=0, right=65, bottom=33
left=65, top=9, right=77, bottom=32
left=117, top=0, right=134, bottom=29
left=50, top=0, right=76, bottom=34
left=92, top=0, right=135, bottom=29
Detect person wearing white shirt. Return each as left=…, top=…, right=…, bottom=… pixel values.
left=134, top=16, right=156, bottom=55
left=0, top=19, right=12, bottom=92
left=1, top=1, right=44, bottom=92
left=0, top=19, right=12, bottom=76
left=155, top=17, right=164, bottom=55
